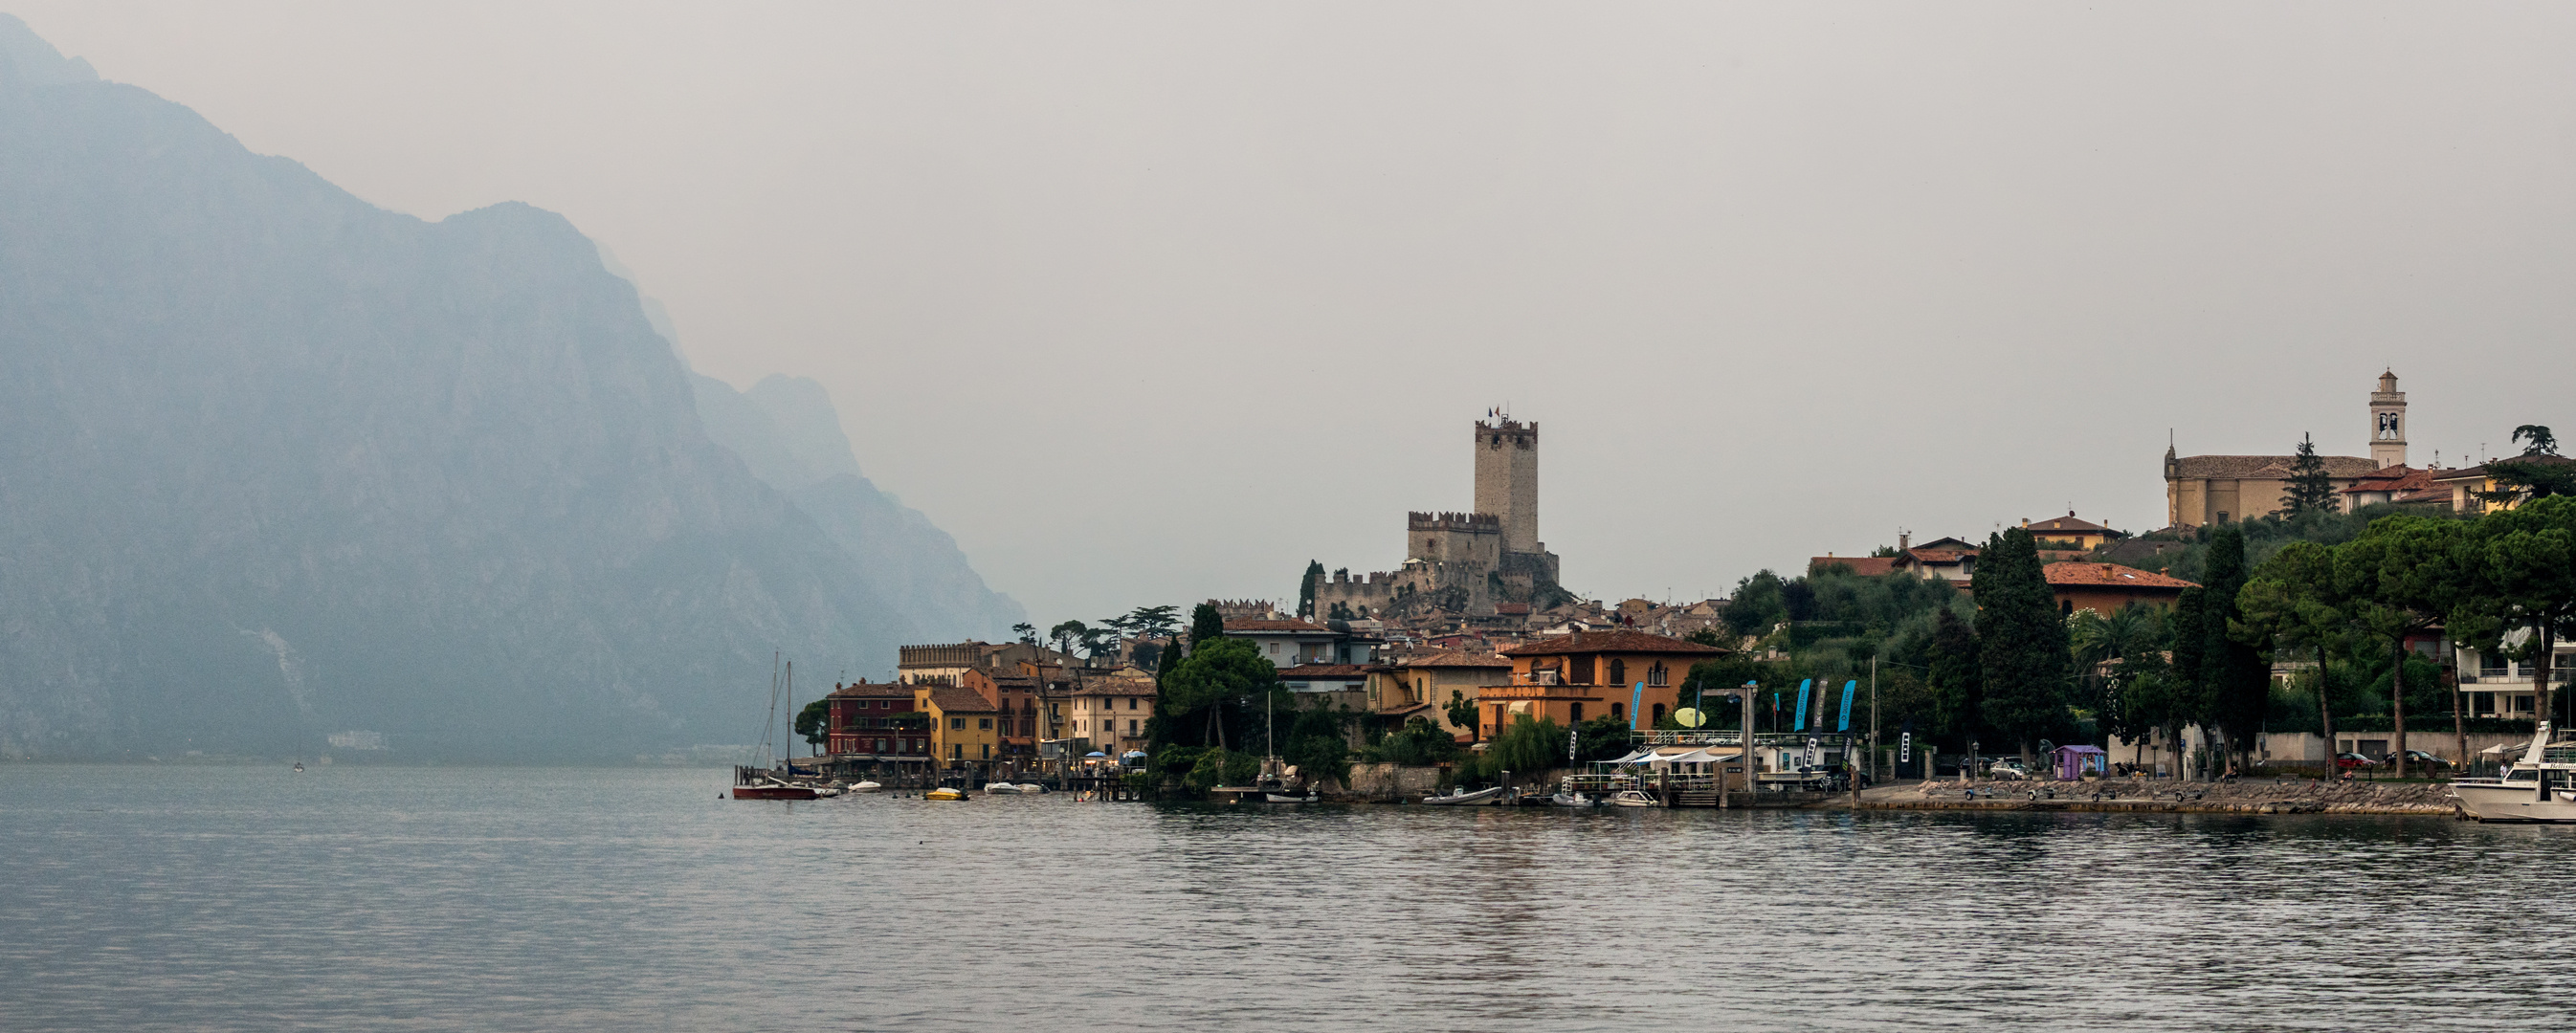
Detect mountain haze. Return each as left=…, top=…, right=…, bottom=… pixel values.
left=0, top=16, right=1014, bottom=760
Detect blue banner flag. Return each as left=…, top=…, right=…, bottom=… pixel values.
left=1837, top=680, right=1857, bottom=732
left=1792, top=678, right=1811, bottom=731
left=1632, top=682, right=1645, bottom=731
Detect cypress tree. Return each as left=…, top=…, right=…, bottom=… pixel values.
left=1298, top=560, right=1324, bottom=618
left=2200, top=526, right=2266, bottom=772
left=1972, top=527, right=2071, bottom=764
left=1188, top=603, right=1226, bottom=648
left=1926, top=607, right=1981, bottom=748
left=2168, top=586, right=2209, bottom=779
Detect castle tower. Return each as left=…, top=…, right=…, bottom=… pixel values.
left=1473, top=416, right=1538, bottom=555
left=2369, top=369, right=2407, bottom=469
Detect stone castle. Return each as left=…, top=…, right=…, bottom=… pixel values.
left=1312, top=415, right=1565, bottom=621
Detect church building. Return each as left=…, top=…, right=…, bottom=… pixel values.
left=2163, top=371, right=2408, bottom=529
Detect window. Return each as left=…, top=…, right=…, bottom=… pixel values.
left=1608, top=659, right=1626, bottom=685
left=874, top=737, right=886, bottom=754
left=982, top=744, right=991, bottom=759
left=1570, top=702, right=1584, bottom=722
left=950, top=716, right=965, bottom=730
left=1648, top=663, right=1667, bottom=687
left=1128, top=696, right=1139, bottom=710
left=2061, top=600, right=2074, bottom=617
left=1570, top=655, right=1595, bottom=684
left=1128, top=719, right=1139, bottom=734
left=952, top=744, right=962, bottom=758
left=1611, top=702, right=1624, bottom=721
left=979, top=717, right=992, bottom=730
left=1652, top=703, right=1666, bottom=726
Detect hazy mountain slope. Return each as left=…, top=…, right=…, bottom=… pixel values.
left=689, top=373, right=1027, bottom=643
left=0, top=17, right=942, bottom=759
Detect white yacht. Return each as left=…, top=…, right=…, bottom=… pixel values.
left=2450, top=726, right=2576, bottom=823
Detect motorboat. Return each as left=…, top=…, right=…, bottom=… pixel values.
left=1264, top=791, right=1321, bottom=802
left=1420, top=785, right=1513, bottom=806
left=2451, top=726, right=2576, bottom=822
left=1608, top=790, right=1660, bottom=807
left=1550, top=791, right=1608, bottom=807
left=923, top=786, right=967, bottom=802
left=733, top=778, right=818, bottom=801
left=811, top=784, right=843, bottom=798
left=984, top=781, right=1022, bottom=794
left=849, top=780, right=882, bottom=793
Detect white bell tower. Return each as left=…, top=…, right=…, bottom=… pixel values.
left=2368, top=369, right=2407, bottom=469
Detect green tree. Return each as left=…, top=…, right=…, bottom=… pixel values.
left=1188, top=603, right=1226, bottom=647
left=1161, top=636, right=1277, bottom=751
left=1486, top=714, right=1566, bottom=778
left=2282, top=432, right=2340, bottom=516
left=2200, top=526, right=2268, bottom=772
left=2454, top=496, right=2576, bottom=734
left=1297, top=560, right=1324, bottom=618
left=1049, top=620, right=1088, bottom=659
left=1925, top=607, right=1981, bottom=747
left=1010, top=622, right=1036, bottom=646
left=1445, top=689, right=1479, bottom=741
left=2240, top=540, right=2355, bottom=770
left=2167, top=586, right=2210, bottom=777
left=793, top=698, right=832, bottom=755
left=2337, top=515, right=2474, bottom=778
left=2515, top=424, right=2559, bottom=456
left=1972, top=528, right=2069, bottom=765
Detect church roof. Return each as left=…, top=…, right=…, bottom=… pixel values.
left=2170, top=454, right=2380, bottom=479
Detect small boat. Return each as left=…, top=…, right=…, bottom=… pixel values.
left=849, top=780, right=882, bottom=793
left=1420, top=785, right=1512, bottom=806
left=1609, top=790, right=1659, bottom=807
left=984, top=781, right=1022, bottom=793
left=1264, top=791, right=1320, bottom=802
left=1550, top=791, right=1606, bottom=807
left=923, top=786, right=967, bottom=802
left=812, top=785, right=843, bottom=798
left=733, top=779, right=818, bottom=801
left=2452, top=726, right=2576, bottom=822
left=291, top=761, right=304, bottom=773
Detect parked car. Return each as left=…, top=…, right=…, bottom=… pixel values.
left=2333, top=752, right=2378, bottom=770
left=1987, top=759, right=2031, bottom=780
left=2394, top=749, right=2449, bottom=768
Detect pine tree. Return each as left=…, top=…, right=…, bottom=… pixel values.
left=1972, top=527, right=2071, bottom=764
left=2282, top=432, right=2339, bottom=516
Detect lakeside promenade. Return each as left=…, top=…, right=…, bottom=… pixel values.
left=1849, top=777, right=2459, bottom=816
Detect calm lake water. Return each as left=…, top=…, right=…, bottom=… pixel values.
left=2, top=764, right=2569, bottom=1031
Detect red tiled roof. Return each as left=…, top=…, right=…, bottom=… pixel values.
left=921, top=687, right=1000, bottom=713
left=829, top=681, right=913, bottom=698
left=1810, top=556, right=1898, bottom=577
left=2026, top=512, right=2115, bottom=535
left=1277, top=664, right=1369, bottom=678
left=1500, top=628, right=1725, bottom=657
left=2043, top=562, right=2198, bottom=590
left=1069, top=676, right=1155, bottom=696
left=1902, top=548, right=1977, bottom=563
left=1398, top=649, right=1513, bottom=669
left=1495, top=603, right=1532, bottom=615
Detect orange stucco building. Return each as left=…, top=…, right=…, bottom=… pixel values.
left=2043, top=561, right=2197, bottom=617
left=1484, top=629, right=1726, bottom=738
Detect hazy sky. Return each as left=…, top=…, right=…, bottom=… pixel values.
left=19, top=3, right=2576, bottom=624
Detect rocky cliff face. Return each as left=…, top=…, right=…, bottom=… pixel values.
left=0, top=17, right=1012, bottom=759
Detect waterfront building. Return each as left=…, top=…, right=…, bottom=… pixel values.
left=916, top=686, right=1003, bottom=769
left=959, top=667, right=1041, bottom=763
left=1484, top=629, right=1727, bottom=739
left=1367, top=649, right=1512, bottom=741
left=826, top=680, right=932, bottom=762
left=1062, top=674, right=1155, bottom=758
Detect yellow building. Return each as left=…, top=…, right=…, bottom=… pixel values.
left=916, top=686, right=1002, bottom=769
left=1063, top=674, right=1155, bottom=758
left=2432, top=455, right=2576, bottom=516
left=1369, top=650, right=1513, bottom=742
left=2019, top=512, right=2123, bottom=550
